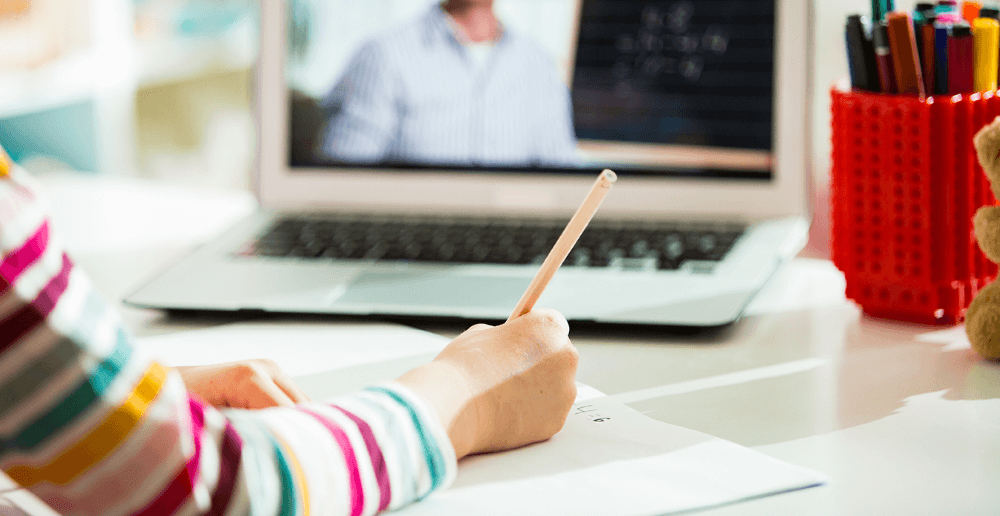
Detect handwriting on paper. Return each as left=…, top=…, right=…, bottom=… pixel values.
left=573, top=403, right=611, bottom=423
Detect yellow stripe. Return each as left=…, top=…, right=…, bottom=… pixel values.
left=0, top=155, right=9, bottom=178
left=274, top=433, right=311, bottom=516
left=5, top=362, right=168, bottom=487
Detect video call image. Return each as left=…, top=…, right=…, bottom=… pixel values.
left=286, top=0, right=775, bottom=178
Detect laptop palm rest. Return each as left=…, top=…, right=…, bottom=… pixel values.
left=337, top=271, right=531, bottom=310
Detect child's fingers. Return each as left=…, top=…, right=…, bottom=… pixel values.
left=268, top=367, right=311, bottom=403
left=244, top=371, right=298, bottom=408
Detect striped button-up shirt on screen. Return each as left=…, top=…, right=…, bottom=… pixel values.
left=319, top=5, right=579, bottom=168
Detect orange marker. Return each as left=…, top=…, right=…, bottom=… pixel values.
left=963, top=1, right=983, bottom=24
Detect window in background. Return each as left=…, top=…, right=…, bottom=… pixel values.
left=0, top=0, right=132, bottom=174
left=0, top=0, right=258, bottom=187
left=132, top=0, right=258, bottom=188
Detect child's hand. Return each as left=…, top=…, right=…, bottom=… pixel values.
left=177, top=359, right=311, bottom=409
left=396, top=309, right=579, bottom=459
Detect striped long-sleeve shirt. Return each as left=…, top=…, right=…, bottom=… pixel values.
left=0, top=159, right=457, bottom=516
left=318, top=4, right=579, bottom=168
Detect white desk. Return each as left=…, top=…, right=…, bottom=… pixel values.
left=9, top=174, right=999, bottom=515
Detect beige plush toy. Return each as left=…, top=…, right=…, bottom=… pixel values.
left=965, top=118, right=1000, bottom=360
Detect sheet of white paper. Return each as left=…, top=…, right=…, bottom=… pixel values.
left=398, top=395, right=827, bottom=516
left=137, top=321, right=450, bottom=376
left=140, top=322, right=826, bottom=515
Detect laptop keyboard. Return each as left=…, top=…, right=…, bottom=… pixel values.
left=243, top=215, right=746, bottom=271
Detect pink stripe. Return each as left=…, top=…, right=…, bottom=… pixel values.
left=134, top=397, right=207, bottom=516
left=0, top=220, right=49, bottom=286
left=0, top=253, right=72, bottom=355
left=332, top=405, right=391, bottom=511
left=301, top=407, right=365, bottom=516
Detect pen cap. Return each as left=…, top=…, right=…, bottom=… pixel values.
left=981, top=7, right=1000, bottom=19
left=874, top=20, right=891, bottom=49
left=952, top=23, right=973, bottom=38
left=937, top=12, right=962, bottom=23
left=916, top=1, right=936, bottom=9
left=963, top=1, right=983, bottom=23
left=936, top=0, right=959, bottom=14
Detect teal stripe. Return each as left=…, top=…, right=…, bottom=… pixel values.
left=269, top=437, right=298, bottom=516
left=0, top=291, right=107, bottom=411
left=366, top=386, right=446, bottom=493
left=0, top=337, right=81, bottom=414
left=0, top=329, right=131, bottom=454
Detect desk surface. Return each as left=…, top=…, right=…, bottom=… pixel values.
left=19, top=174, right=1000, bottom=515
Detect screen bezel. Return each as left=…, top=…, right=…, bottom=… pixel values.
left=256, top=0, right=811, bottom=222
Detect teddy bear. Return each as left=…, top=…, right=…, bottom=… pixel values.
left=964, top=117, right=1000, bottom=360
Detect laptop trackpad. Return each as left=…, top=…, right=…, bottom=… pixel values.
left=337, top=271, right=531, bottom=310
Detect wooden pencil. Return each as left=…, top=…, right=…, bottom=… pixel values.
left=507, top=169, right=617, bottom=322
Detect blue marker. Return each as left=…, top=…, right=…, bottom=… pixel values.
left=935, top=21, right=950, bottom=94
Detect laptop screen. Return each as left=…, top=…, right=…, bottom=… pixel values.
left=286, top=0, right=774, bottom=180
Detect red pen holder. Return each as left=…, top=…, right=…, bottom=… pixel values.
left=830, top=86, right=999, bottom=325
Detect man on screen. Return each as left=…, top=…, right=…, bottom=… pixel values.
left=317, top=0, right=578, bottom=168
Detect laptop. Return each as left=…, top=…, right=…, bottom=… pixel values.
left=125, top=0, right=812, bottom=326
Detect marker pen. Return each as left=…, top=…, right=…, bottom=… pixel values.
left=973, top=17, right=999, bottom=92
left=914, top=12, right=928, bottom=64
left=982, top=7, right=1000, bottom=82
left=874, top=21, right=898, bottom=93
left=935, top=20, right=952, bottom=93
left=847, top=15, right=880, bottom=91
left=921, top=14, right=938, bottom=94
left=949, top=23, right=975, bottom=94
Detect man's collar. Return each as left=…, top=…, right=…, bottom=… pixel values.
left=426, top=3, right=506, bottom=46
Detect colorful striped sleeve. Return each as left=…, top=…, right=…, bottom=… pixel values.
left=0, top=164, right=457, bottom=516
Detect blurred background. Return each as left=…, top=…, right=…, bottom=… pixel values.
left=0, top=0, right=256, bottom=187
left=0, top=0, right=923, bottom=220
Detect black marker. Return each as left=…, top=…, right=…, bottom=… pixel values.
left=847, top=15, right=880, bottom=91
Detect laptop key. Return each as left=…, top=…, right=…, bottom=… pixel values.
left=248, top=215, right=745, bottom=270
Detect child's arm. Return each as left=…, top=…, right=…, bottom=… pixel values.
left=0, top=160, right=579, bottom=515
